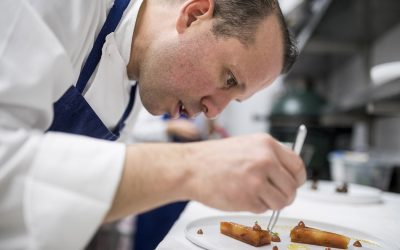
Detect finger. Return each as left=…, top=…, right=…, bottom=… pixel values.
left=272, top=141, right=306, bottom=185
left=242, top=183, right=270, bottom=213
left=267, top=160, right=298, bottom=204
left=258, top=179, right=288, bottom=210
left=249, top=197, right=270, bottom=214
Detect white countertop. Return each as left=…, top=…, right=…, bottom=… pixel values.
left=156, top=186, right=400, bottom=249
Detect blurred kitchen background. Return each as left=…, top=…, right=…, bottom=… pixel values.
left=217, top=0, right=400, bottom=193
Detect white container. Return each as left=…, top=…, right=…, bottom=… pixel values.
left=329, top=151, right=393, bottom=191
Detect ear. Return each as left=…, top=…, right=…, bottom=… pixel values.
left=176, top=0, right=214, bottom=33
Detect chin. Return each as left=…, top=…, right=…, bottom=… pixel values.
left=141, top=102, right=160, bottom=116
left=146, top=107, right=164, bottom=116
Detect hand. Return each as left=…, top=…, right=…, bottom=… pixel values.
left=104, top=133, right=305, bottom=222
left=185, top=133, right=306, bottom=213
left=166, top=119, right=201, bottom=140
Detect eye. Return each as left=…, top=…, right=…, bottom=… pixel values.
left=226, top=71, right=238, bottom=89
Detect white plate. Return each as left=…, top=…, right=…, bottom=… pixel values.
left=185, top=215, right=397, bottom=250
left=298, top=180, right=382, bottom=204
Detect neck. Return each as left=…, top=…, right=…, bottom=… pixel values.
left=126, top=0, right=180, bottom=80
left=126, top=0, right=147, bottom=80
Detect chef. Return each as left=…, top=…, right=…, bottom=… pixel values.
left=0, top=0, right=306, bottom=249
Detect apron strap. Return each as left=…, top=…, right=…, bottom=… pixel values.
left=112, top=84, right=137, bottom=135
left=76, top=0, right=131, bottom=93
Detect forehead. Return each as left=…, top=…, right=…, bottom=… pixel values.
left=219, top=15, right=284, bottom=100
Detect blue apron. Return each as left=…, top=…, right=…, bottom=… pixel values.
left=134, top=113, right=191, bottom=250
left=47, top=0, right=135, bottom=141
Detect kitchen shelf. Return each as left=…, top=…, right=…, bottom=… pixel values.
left=280, top=0, right=400, bottom=188
left=287, top=0, right=400, bottom=79
left=284, top=0, right=400, bottom=116
left=324, top=78, right=400, bottom=115
left=370, top=78, right=400, bottom=102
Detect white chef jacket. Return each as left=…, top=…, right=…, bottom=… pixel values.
left=0, top=0, right=144, bottom=249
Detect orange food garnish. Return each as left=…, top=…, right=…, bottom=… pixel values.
left=220, top=221, right=271, bottom=247
left=290, top=221, right=350, bottom=249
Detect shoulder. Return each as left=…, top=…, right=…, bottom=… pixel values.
left=27, top=0, right=113, bottom=68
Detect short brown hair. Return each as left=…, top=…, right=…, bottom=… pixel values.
left=211, top=0, right=298, bottom=74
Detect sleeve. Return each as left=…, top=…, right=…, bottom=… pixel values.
left=129, top=110, right=170, bottom=143
left=0, top=1, right=125, bottom=249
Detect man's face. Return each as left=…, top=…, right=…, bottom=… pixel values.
left=137, top=14, right=283, bottom=119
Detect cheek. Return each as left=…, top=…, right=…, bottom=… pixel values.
left=177, top=71, right=216, bottom=101
left=173, top=54, right=218, bottom=97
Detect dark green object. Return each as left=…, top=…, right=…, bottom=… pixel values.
left=271, top=88, right=325, bottom=117
left=269, top=85, right=335, bottom=180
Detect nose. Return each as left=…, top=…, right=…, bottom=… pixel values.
left=201, top=93, right=231, bottom=119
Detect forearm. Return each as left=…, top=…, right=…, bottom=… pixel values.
left=104, top=143, right=193, bottom=222
left=104, top=134, right=306, bottom=222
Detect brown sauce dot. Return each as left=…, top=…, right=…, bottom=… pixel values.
left=253, top=222, right=262, bottom=231
left=272, top=246, right=279, bottom=250
left=336, top=182, right=348, bottom=193
left=353, top=240, right=362, bottom=247
left=311, top=179, right=318, bottom=190
left=271, top=234, right=281, bottom=242
left=197, top=229, right=203, bottom=235
left=298, top=221, right=305, bottom=228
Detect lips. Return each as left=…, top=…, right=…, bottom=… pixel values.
left=172, top=101, right=200, bottom=118
left=170, top=101, right=185, bottom=118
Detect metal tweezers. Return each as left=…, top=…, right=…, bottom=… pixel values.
left=267, top=125, right=307, bottom=232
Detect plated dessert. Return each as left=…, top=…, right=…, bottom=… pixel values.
left=185, top=215, right=393, bottom=249
left=299, top=180, right=382, bottom=204
left=220, top=220, right=361, bottom=249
